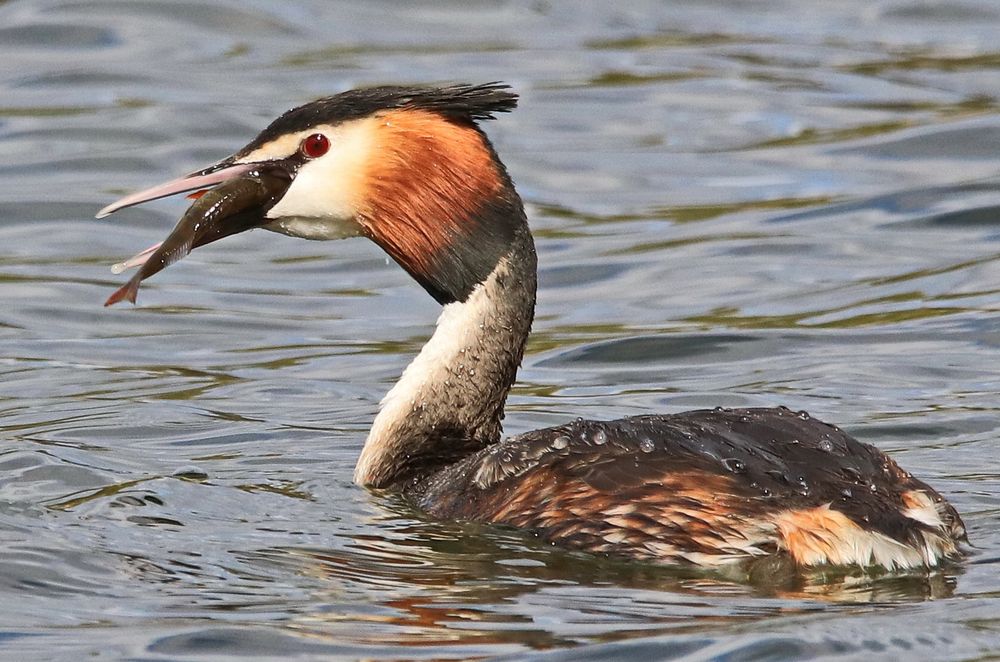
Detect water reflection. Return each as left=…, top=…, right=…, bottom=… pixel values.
left=215, top=513, right=962, bottom=654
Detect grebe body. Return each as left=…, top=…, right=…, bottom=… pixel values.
left=100, top=83, right=965, bottom=569
left=418, top=408, right=963, bottom=567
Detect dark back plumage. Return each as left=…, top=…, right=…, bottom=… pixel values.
left=416, top=407, right=965, bottom=566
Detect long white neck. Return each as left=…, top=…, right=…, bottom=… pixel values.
left=354, top=227, right=537, bottom=488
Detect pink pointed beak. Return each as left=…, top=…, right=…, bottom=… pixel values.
left=96, top=162, right=257, bottom=219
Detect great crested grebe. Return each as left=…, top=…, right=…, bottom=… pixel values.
left=100, top=83, right=966, bottom=569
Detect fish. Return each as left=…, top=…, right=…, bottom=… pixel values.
left=105, top=170, right=289, bottom=306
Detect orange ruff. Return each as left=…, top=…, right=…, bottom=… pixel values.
left=359, top=109, right=503, bottom=279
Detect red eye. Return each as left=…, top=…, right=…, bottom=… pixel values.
left=301, top=133, right=329, bottom=158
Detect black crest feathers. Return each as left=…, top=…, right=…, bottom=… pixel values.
left=242, top=83, right=518, bottom=153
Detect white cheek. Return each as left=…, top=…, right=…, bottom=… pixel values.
left=265, top=122, right=372, bottom=224
left=265, top=162, right=356, bottom=221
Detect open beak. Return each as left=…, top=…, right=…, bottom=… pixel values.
left=99, top=160, right=292, bottom=306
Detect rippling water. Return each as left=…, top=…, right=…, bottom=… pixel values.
left=3, top=1, right=1000, bottom=659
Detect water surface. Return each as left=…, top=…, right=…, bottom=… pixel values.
left=2, top=1, right=1000, bottom=659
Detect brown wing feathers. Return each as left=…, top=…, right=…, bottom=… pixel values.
left=417, top=408, right=964, bottom=565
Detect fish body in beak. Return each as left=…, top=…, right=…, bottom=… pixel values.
left=103, top=167, right=290, bottom=306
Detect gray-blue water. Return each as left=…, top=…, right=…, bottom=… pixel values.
left=3, top=1, right=1000, bottom=659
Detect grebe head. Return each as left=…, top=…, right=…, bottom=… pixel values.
left=100, top=83, right=524, bottom=306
